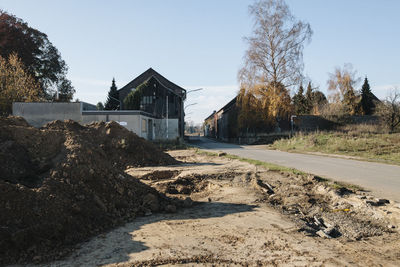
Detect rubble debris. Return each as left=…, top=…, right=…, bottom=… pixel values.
left=253, top=179, right=274, bottom=194
left=376, top=198, right=390, bottom=204
left=316, top=230, right=332, bottom=239
left=366, top=199, right=390, bottom=206
left=251, top=168, right=389, bottom=240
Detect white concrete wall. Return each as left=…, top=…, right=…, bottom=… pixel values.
left=82, top=113, right=143, bottom=137
left=82, top=113, right=178, bottom=140
left=154, top=118, right=179, bottom=141
left=13, top=102, right=178, bottom=141
left=12, top=102, right=82, bottom=127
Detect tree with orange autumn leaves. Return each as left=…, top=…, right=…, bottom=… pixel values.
left=0, top=54, right=43, bottom=115
left=237, top=0, right=312, bottom=131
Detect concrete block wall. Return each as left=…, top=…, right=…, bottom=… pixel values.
left=12, top=102, right=82, bottom=127
left=13, top=102, right=179, bottom=141
left=82, top=113, right=142, bottom=137
left=154, top=119, right=179, bottom=141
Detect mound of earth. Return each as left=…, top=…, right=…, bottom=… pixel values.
left=0, top=116, right=179, bottom=265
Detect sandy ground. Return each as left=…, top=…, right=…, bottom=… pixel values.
left=31, top=150, right=400, bottom=267
left=194, top=138, right=400, bottom=202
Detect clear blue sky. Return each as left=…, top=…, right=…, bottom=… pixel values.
left=1, top=0, right=399, bottom=124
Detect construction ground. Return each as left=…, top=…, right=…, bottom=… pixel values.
left=1, top=117, right=400, bottom=266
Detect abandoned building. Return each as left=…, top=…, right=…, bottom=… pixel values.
left=204, top=97, right=237, bottom=142
left=12, top=68, right=186, bottom=141
left=204, top=95, right=380, bottom=144
left=117, top=68, right=186, bottom=138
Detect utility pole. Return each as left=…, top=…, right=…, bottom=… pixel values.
left=166, top=95, right=169, bottom=140
left=290, top=115, right=297, bottom=137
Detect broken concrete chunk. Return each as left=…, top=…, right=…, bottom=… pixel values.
left=324, top=226, right=341, bottom=238
left=313, top=216, right=326, bottom=228
left=376, top=198, right=390, bottom=204
left=316, top=230, right=332, bottom=239
left=366, top=199, right=390, bottom=206
left=254, top=179, right=274, bottom=194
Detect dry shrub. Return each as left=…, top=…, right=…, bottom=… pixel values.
left=338, top=123, right=389, bottom=135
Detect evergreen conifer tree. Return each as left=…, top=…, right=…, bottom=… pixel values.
left=104, top=78, right=120, bottom=110
left=305, top=82, right=314, bottom=113
left=360, top=77, right=375, bottom=115
left=292, top=84, right=307, bottom=114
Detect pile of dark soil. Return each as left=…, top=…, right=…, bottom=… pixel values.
left=0, top=117, right=178, bottom=265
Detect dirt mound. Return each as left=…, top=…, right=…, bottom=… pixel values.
left=0, top=117, right=179, bottom=265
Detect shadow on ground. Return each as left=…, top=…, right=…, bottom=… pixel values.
left=49, top=201, right=257, bottom=266
left=189, top=138, right=243, bottom=150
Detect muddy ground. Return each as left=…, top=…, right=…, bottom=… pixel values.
left=30, top=149, right=400, bottom=267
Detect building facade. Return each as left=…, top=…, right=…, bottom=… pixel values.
left=12, top=102, right=179, bottom=141
left=204, top=97, right=237, bottom=142
left=118, top=68, right=186, bottom=138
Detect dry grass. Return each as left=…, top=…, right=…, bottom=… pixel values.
left=271, top=124, right=400, bottom=165
left=194, top=148, right=306, bottom=175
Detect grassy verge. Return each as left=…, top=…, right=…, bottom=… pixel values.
left=194, top=148, right=364, bottom=192
left=270, top=129, right=400, bottom=165
left=194, top=149, right=305, bottom=176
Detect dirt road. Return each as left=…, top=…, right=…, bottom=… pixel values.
left=37, top=150, right=400, bottom=267
left=194, top=137, right=400, bottom=202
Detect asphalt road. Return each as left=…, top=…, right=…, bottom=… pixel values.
left=194, top=137, right=400, bottom=202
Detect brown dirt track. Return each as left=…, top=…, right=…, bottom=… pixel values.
left=42, top=150, right=400, bottom=266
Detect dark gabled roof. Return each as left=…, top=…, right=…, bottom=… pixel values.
left=219, top=96, right=237, bottom=114
left=204, top=96, right=237, bottom=121
left=118, top=68, right=186, bottom=98
left=371, top=92, right=381, bottom=102
left=204, top=111, right=216, bottom=121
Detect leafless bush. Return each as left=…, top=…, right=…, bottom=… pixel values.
left=338, top=124, right=388, bottom=135
left=376, top=88, right=400, bottom=132
left=319, top=102, right=347, bottom=122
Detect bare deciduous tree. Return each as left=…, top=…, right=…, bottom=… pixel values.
left=376, top=88, right=400, bottom=132
left=327, top=64, right=361, bottom=115
left=239, top=0, right=312, bottom=89
left=327, top=63, right=360, bottom=102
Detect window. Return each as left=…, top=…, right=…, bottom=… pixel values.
left=142, top=119, right=147, bottom=132
left=141, top=96, right=153, bottom=105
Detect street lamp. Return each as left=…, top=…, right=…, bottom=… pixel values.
left=187, top=88, right=203, bottom=94
left=184, top=88, right=203, bottom=101
left=185, top=103, right=197, bottom=111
